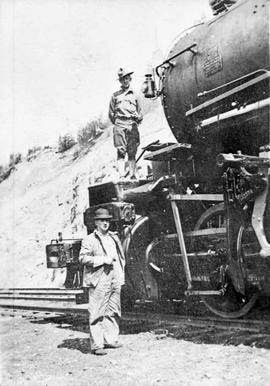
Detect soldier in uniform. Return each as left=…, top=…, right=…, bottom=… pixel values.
left=79, top=208, right=125, bottom=356
left=109, top=68, right=143, bottom=180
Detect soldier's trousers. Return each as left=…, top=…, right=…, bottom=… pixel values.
left=88, top=274, right=121, bottom=351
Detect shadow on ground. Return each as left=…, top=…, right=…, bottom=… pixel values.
left=57, top=337, right=91, bottom=354
left=30, top=313, right=165, bottom=335
left=29, top=312, right=270, bottom=350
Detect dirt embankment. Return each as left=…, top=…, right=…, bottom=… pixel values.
left=0, top=103, right=174, bottom=289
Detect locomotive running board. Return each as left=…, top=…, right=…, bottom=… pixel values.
left=186, top=72, right=269, bottom=118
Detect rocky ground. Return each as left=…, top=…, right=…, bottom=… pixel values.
left=1, top=309, right=270, bottom=386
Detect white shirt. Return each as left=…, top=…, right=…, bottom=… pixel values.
left=96, top=231, right=123, bottom=284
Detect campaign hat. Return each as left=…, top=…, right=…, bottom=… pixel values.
left=117, top=67, right=134, bottom=80
left=93, top=208, right=113, bottom=220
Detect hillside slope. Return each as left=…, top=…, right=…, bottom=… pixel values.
left=0, top=104, right=175, bottom=288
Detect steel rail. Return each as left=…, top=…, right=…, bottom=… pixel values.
left=1, top=305, right=269, bottom=333
left=0, top=288, right=269, bottom=334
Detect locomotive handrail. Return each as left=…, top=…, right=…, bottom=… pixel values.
left=164, top=23, right=203, bottom=61
left=186, top=72, right=270, bottom=117
left=217, top=153, right=270, bottom=168
left=197, top=69, right=269, bottom=97
left=155, top=43, right=197, bottom=77
left=200, top=97, right=270, bottom=128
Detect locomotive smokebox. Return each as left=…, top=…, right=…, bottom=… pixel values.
left=159, top=0, right=269, bottom=158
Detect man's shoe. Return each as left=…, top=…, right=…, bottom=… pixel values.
left=92, top=348, right=107, bottom=356
left=104, top=343, right=122, bottom=349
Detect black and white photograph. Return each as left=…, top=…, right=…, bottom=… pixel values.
left=0, top=0, right=270, bottom=385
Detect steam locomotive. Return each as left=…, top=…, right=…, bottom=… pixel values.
left=46, top=0, right=270, bottom=318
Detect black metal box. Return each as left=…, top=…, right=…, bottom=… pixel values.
left=46, top=239, right=82, bottom=268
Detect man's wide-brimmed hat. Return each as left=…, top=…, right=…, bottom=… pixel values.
left=93, top=208, right=112, bottom=220
left=117, top=67, right=134, bottom=80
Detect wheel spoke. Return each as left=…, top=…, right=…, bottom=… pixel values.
left=192, top=203, right=258, bottom=318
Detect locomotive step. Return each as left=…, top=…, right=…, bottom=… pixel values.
left=185, top=290, right=222, bottom=296
left=169, top=194, right=224, bottom=201
left=0, top=289, right=83, bottom=295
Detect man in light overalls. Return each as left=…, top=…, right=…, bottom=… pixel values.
left=79, top=208, right=125, bottom=355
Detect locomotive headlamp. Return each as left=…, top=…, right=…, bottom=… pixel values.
left=142, top=71, right=157, bottom=99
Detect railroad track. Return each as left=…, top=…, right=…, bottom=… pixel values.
left=0, top=288, right=269, bottom=334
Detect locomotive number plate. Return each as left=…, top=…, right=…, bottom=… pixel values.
left=203, top=47, right=223, bottom=77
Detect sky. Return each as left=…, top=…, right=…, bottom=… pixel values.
left=0, top=0, right=212, bottom=164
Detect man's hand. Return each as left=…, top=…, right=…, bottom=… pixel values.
left=131, top=113, right=142, bottom=124
left=103, top=255, right=114, bottom=265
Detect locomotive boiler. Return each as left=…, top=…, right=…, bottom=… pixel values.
left=46, top=0, right=270, bottom=318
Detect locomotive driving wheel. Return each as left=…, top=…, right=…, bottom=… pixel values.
left=193, top=203, right=259, bottom=318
